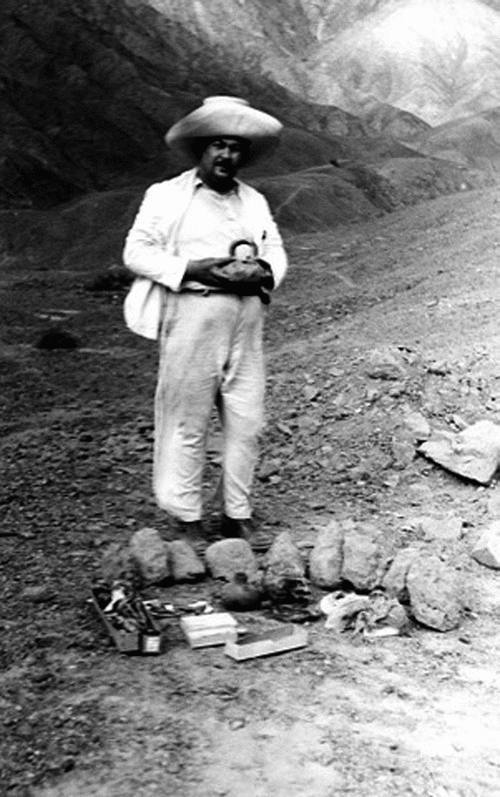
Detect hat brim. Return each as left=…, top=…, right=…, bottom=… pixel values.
left=165, top=97, right=282, bottom=165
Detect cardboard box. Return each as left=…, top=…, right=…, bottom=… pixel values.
left=224, top=624, right=308, bottom=661
left=181, top=612, right=238, bottom=648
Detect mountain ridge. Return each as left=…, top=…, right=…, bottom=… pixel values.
left=0, top=0, right=499, bottom=214
left=307, top=0, right=500, bottom=123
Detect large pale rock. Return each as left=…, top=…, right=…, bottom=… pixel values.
left=365, top=347, right=406, bottom=381
left=487, top=491, right=500, bottom=517
left=390, top=433, right=415, bottom=470
left=406, top=481, right=435, bottom=507
left=382, top=546, right=422, bottom=602
left=309, top=520, right=344, bottom=589
left=341, top=521, right=394, bottom=591
left=100, top=542, right=136, bottom=584
left=472, top=521, right=500, bottom=569
left=129, top=527, right=170, bottom=585
left=419, top=420, right=500, bottom=485
left=168, top=540, right=205, bottom=582
left=406, top=554, right=462, bottom=631
left=402, top=410, right=431, bottom=442
left=21, top=585, right=56, bottom=604
left=263, top=531, right=309, bottom=604
left=417, top=514, right=463, bottom=542
left=205, top=539, right=258, bottom=582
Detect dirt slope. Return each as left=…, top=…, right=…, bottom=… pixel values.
left=3, top=184, right=500, bottom=796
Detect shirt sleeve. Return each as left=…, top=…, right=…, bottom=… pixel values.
left=122, top=183, right=188, bottom=292
left=258, top=195, right=288, bottom=289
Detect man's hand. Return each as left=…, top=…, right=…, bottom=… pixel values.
left=212, top=260, right=268, bottom=284
left=184, top=257, right=274, bottom=290
left=183, top=257, right=235, bottom=288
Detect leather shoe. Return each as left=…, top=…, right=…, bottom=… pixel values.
left=220, top=515, right=273, bottom=553
left=172, top=519, right=207, bottom=556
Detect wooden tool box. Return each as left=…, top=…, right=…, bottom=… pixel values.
left=91, top=588, right=163, bottom=654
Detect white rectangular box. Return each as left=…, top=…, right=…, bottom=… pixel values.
left=224, top=624, right=308, bottom=661
left=181, top=612, right=238, bottom=648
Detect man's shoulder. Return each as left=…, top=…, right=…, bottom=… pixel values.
left=146, top=168, right=197, bottom=195
left=237, top=179, right=267, bottom=204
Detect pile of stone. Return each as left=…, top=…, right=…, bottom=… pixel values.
left=308, top=519, right=463, bottom=633
left=102, top=517, right=466, bottom=635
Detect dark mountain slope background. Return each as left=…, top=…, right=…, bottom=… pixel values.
left=0, top=0, right=496, bottom=236
left=1, top=0, right=394, bottom=209
left=152, top=0, right=500, bottom=125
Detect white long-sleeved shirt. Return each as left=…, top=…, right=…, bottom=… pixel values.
left=123, top=168, right=287, bottom=338
left=124, top=166, right=287, bottom=284
left=175, top=176, right=260, bottom=291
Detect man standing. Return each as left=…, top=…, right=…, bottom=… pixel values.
left=123, top=96, right=287, bottom=553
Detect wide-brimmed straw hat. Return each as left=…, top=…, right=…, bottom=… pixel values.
left=165, top=96, right=282, bottom=164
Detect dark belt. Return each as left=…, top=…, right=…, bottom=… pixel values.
left=179, top=287, right=270, bottom=305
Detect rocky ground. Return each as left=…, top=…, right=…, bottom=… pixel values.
left=3, top=182, right=500, bottom=796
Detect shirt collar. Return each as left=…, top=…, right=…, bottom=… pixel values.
left=194, top=172, right=240, bottom=195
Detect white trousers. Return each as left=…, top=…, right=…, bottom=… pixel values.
left=154, top=292, right=265, bottom=521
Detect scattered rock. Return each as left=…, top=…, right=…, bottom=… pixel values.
left=417, top=514, right=463, bottom=542
left=87, top=265, right=132, bottom=292
left=168, top=540, right=205, bottom=582
left=419, top=420, right=500, bottom=485
left=402, top=410, right=431, bottom=442
left=129, top=527, right=170, bottom=585
left=309, top=519, right=344, bottom=589
left=390, top=434, right=416, bottom=469
left=21, top=585, right=56, bottom=604
left=36, top=328, right=79, bottom=350
left=406, top=553, right=462, bottom=631
left=471, top=521, right=500, bottom=569
left=205, top=539, right=258, bottom=582
left=406, top=481, right=435, bottom=506
left=304, top=384, right=320, bottom=401
left=365, top=347, right=407, bottom=381
left=426, top=360, right=451, bottom=376
left=263, top=531, right=310, bottom=604
left=257, top=458, right=282, bottom=481
left=341, top=521, right=394, bottom=591
left=99, top=542, right=136, bottom=585
left=487, top=491, right=500, bottom=517
left=382, top=546, right=422, bottom=602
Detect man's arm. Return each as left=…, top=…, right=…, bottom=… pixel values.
left=259, top=208, right=287, bottom=289
left=240, top=188, right=287, bottom=289
left=123, top=183, right=189, bottom=292
left=183, top=257, right=238, bottom=288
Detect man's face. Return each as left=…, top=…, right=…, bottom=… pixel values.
left=198, top=137, right=247, bottom=191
